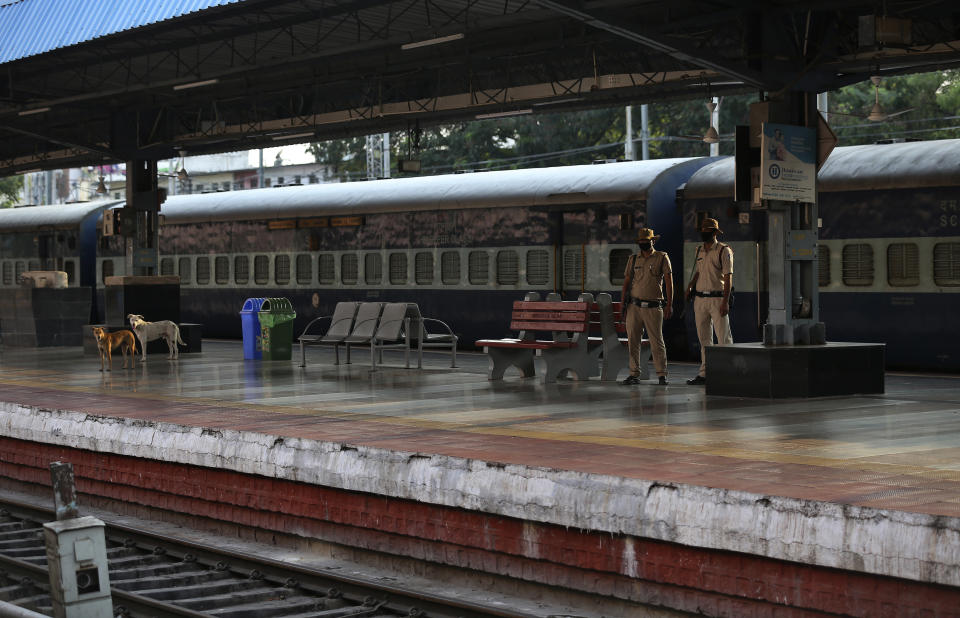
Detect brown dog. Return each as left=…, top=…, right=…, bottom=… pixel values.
left=92, top=327, right=137, bottom=371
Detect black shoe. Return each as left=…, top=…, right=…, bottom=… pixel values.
left=658, top=376, right=668, bottom=385
left=686, top=375, right=706, bottom=385
left=622, top=375, right=641, bottom=385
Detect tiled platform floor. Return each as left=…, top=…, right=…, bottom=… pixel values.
left=2, top=341, right=959, bottom=517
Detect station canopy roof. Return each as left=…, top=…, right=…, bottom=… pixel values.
left=1, top=0, right=959, bottom=175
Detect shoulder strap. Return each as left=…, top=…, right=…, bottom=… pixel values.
left=715, top=242, right=729, bottom=270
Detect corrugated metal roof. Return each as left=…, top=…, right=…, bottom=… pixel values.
left=0, top=200, right=118, bottom=230
left=682, top=139, right=960, bottom=199
left=0, top=0, right=243, bottom=64
left=160, top=159, right=697, bottom=224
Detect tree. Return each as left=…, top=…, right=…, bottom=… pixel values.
left=306, top=137, right=367, bottom=181
left=0, top=175, right=22, bottom=207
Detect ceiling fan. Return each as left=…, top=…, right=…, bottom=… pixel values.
left=826, top=76, right=913, bottom=122
left=681, top=99, right=723, bottom=143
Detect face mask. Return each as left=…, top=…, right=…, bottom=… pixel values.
left=637, top=242, right=651, bottom=251
left=700, top=232, right=716, bottom=243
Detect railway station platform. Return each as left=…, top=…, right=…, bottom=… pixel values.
left=0, top=341, right=959, bottom=616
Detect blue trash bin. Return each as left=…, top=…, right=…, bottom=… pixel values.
left=240, top=298, right=267, bottom=359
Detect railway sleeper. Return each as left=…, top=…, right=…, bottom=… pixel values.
left=137, top=579, right=278, bottom=601
left=111, top=568, right=233, bottom=591
left=0, top=547, right=46, bottom=562
left=204, top=595, right=344, bottom=617
left=165, top=587, right=301, bottom=611
left=0, top=536, right=44, bottom=551
left=0, top=528, right=42, bottom=541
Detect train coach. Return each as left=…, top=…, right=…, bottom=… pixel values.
left=679, top=138, right=960, bottom=371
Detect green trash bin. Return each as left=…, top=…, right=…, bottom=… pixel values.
left=258, top=298, right=297, bottom=360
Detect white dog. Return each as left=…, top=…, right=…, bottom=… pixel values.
left=127, top=314, right=186, bottom=361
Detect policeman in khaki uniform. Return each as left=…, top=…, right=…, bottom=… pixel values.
left=621, top=228, right=673, bottom=386
left=686, top=218, right=733, bottom=385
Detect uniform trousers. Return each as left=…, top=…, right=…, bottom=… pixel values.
left=694, top=296, right=733, bottom=377
left=625, top=304, right=667, bottom=377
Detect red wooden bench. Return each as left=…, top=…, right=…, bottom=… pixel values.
left=476, top=298, right=597, bottom=382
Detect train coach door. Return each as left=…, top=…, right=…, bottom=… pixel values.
left=558, top=211, right=588, bottom=298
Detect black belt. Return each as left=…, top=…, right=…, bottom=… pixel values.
left=631, top=299, right=664, bottom=308
left=694, top=291, right=724, bottom=298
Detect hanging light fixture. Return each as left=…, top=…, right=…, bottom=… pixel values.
left=175, top=151, right=189, bottom=181
left=95, top=175, right=107, bottom=194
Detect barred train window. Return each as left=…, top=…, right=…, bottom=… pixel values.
left=254, top=255, right=269, bottom=285
left=196, top=257, right=211, bottom=285
left=341, top=254, right=358, bottom=284
left=817, top=246, right=830, bottom=287
left=841, top=244, right=873, bottom=286
left=15, top=261, right=25, bottom=281
left=296, top=254, right=313, bottom=285
left=274, top=255, right=291, bottom=285
left=160, top=258, right=174, bottom=276
left=389, top=253, right=407, bottom=284
left=415, top=252, right=434, bottom=285
left=215, top=256, right=229, bottom=285
left=887, top=243, right=918, bottom=287
left=63, top=261, right=75, bottom=285
left=468, top=251, right=489, bottom=285
left=496, top=250, right=519, bottom=285
left=441, top=251, right=460, bottom=285
left=234, top=256, right=249, bottom=285
left=563, top=248, right=583, bottom=287
left=318, top=254, right=335, bottom=284
left=178, top=258, right=191, bottom=284
left=2, top=262, right=12, bottom=285
left=608, top=249, right=631, bottom=286
left=933, top=242, right=960, bottom=287
left=365, top=253, right=382, bottom=285
left=100, top=259, right=113, bottom=284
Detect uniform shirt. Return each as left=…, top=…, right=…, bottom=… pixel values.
left=694, top=242, right=733, bottom=292
left=626, top=250, right=672, bottom=300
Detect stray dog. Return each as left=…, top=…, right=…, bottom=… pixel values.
left=92, top=327, right=136, bottom=371
left=127, top=314, right=186, bottom=361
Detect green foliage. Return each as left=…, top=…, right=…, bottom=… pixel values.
left=0, top=175, right=22, bottom=207
left=305, top=138, right=367, bottom=180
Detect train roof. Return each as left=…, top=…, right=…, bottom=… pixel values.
left=160, top=158, right=700, bottom=224
left=0, top=200, right=117, bottom=230
left=682, top=138, right=960, bottom=199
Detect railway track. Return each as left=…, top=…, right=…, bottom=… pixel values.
left=0, top=499, right=522, bottom=618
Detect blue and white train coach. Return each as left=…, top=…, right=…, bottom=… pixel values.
left=679, top=138, right=960, bottom=371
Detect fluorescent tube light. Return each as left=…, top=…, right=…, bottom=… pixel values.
left=18, top=107, right=50, bottom=116
left=401, top=33, right=464, bottom=50
left=272, top=132, right=315, bottom=141
left=475, top=109, right=533, bottom=120
left=173, top=78, right=219, bottom=91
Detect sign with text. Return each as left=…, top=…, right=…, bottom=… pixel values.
left=760, top=123, right=816, bottom=203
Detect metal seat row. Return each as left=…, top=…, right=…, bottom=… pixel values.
left=297, top=301, right=458, bottom=369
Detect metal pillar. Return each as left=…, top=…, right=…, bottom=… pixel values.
left=365, top=133, right=390, bottom=179
left=710, top=97, right=720, bottom=157
left=624, top=106, right=635, bottom=160
left=124, top=159, right=160, bottom=276
left=640, top=104, right=650, bottom=160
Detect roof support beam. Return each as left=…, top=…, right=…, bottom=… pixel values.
left=532, top=0, right=768, bottom=89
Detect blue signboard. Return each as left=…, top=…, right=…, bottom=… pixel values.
left=760, top=123, right=816, bottom=203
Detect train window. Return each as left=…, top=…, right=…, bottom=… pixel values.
left=341, top=254, right=358, bottom=284
left=496, top=250, right=519, bottom=285
left=441, top=251, right=460, bottom=285
left=468, top=251, right=489, bottom=285
left=196, top=257, right=211, bottom=285
left=365, top=253, right=382, bottom=285
left=100, top=259, right=113, bottom=284
left=841, top=244, right=873, bottom=286
left=389, top=253, right=408, bottom=284
left=2, top=262, right=11, bottom=285
left=179, top=257, right=192, bottom=284
left=933, top=242, right=960, bottom=287
left=608, top=249, right=631, bottom=286
left=215, top=256, right=229, bottom=284
left=887, top=243, right=919, bottom=287
left=817, top=246, right=830, bottom=287
left=563, top=248, right=583, bottom=287
left=318, top=254, right=335, bottom=284
left=526, top=250, right=549, bottom=286
left=274, top=255, right=291, bottom=285
left=254, top=255, right=269, bottom=285
left=415, top=252, right=434, bottom=285
left=63, top=261, right=75, bottom=285
left=160, top=258, right=174, bottom=276
left=28, top=260, right=39, bottom=271
left=296, top=254, right=313, bottom=285
left=234, top=256, right=250, bottom=284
